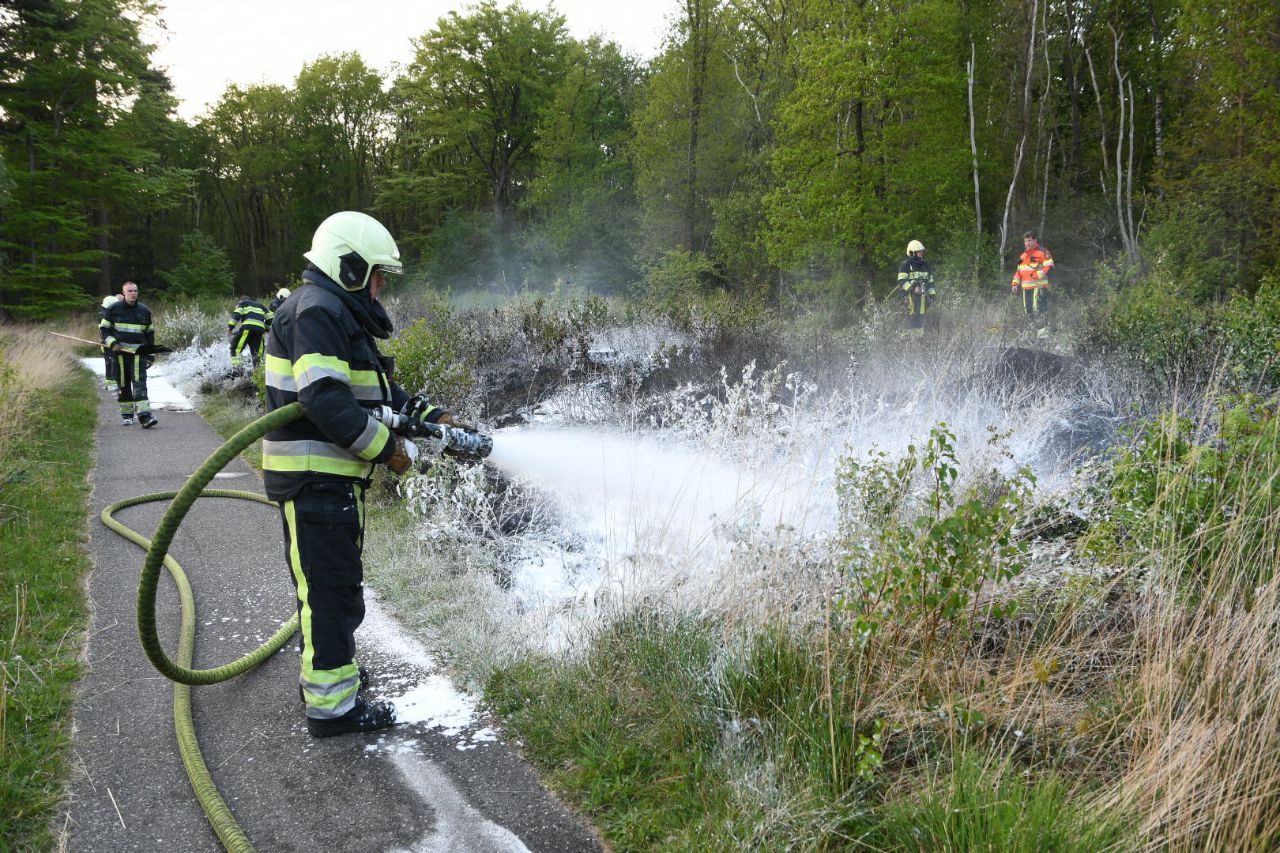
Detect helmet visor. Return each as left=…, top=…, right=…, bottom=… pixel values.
left=374, top=262, right=403, bottom=277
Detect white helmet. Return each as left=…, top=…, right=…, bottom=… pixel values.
left=906, top=239, right=925, bottom=255
left=303, top=211, right=403, bottom=291
left=276, top=287, right=291, bottom=300
left=101, top=295, right=119, bottom=309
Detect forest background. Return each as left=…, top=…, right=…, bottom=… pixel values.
left=3, top=0, right=1277, bottom=319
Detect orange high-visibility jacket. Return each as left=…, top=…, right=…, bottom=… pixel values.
left=1012, top=247, right=1054, bottom=289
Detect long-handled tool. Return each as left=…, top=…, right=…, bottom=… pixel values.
left=48, top=330, right=172, bottom=357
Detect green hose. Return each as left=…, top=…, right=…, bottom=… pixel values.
left=100, top=401, right=305, bottom=853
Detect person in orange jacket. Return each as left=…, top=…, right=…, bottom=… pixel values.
left=1011, top=230, right=1054, bottom=337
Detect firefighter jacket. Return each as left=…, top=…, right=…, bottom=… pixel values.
left=262, top=270, right=414, bottom=501
left=1012, top=246, right=1054, bottom=290
left=100, top=298, right=155, bottom=352
left=228, top=298, right=269, bottom=335
left=898, top=256, right=935, bottom=296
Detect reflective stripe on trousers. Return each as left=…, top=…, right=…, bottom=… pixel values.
left=230, top=328, right=264, bottom=368
left=279, top=480, right=368, bottom=719
left=114, top=352, right=150, bottom=416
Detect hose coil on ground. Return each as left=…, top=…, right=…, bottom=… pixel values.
left=101, top=402, right=305, bottom=852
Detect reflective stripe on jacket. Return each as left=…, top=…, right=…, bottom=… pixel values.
left=898, top=256, right=935, bottom=294
left=100, top=300, right=155, bottom=350
left=1012, top=247, right=1054, bottom=289
left=263, top=270, right=409, bottom=501
left=228, top=298, right=269, bottom=333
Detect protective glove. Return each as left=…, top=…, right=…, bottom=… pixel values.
left=110, top=342, right=123, bottom=352
left=1010, top=283, right=1020, bottom=294
left=386, top=436, right=419, bottom=475
left=144, top=355, right=155, bottom=369
left=400, top=395, right=438, bottom=425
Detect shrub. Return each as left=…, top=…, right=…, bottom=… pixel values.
left=835, top=425, right=1034, bottom=655
left=1222, top=273, right=1280, bottom=390
left=384, top=294, right=474, bottom=405
left=1080, top=395, right=1280, bottom=588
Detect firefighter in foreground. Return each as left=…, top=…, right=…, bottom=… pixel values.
left=898, top=239, right=936, bottom=335
left=264, top=210, right=476, bottom=737
left=1011, top=230, right=1055, bottom=337
left=100, top=281, right=158, bottom=428
left=227, top=294, right=269, bottom=371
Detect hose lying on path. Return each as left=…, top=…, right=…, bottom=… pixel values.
left=100, top=402, right=305, bottom=853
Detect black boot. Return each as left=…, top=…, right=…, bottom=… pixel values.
left=306, top=697, right=396, bottom=738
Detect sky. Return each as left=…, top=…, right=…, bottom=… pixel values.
left=147, top=0, right=675, bottom=121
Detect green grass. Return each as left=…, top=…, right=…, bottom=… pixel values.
left=872, top=754, right=1130, bottom=852
left=486, top=613, right=741, bottom=851
left=198, top=390, right=265, bottom=470
left=0, top=369, right=97, bottom=851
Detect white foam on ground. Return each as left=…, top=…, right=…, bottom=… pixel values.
left=80, top=356, right=194, bottom=411
left=387, top=753, right=531, bottom=853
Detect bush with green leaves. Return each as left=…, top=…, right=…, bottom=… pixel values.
left=1080, top=263, right=1219, bottom=393
left=835, top=425, right=1034, bottom=654
left=1222, top=273, right=1280, bottom=390
left=384, top=294, right=474, bottom=405
left=1080, top=395, right=1280, bottom=587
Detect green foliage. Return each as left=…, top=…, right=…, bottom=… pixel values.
left=0, top=368, right=95, bottom=850
left=0, top=0, right=175, bottom=317
left=1081, top=265, right=1218, bottom=391
left=159, top=231, right=236, bottom=299
left=835, top=426, right=1033, bottom=650
left=1222, top=274, right=1280, bottom=389
left=387, top=1, right=571, bottom=242
left=638, top=249, right=718, bottom=311
left=765, top=0, right=970, bottom=291
left=1162, top=0, right=1280, bottom=288
left=1081, top=396, right=1280, bottom=587
left=384, top=296, right=475, bottom=403
left=485, top=613, right=732, bottom=850
left=873, top=754, right=1131, bottom=852
left=522, top=37, right=640, bottom=290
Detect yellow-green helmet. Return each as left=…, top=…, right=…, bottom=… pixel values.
left=303, top=211, right=403, bottom=291
left=906, top=239, right=925, bottom=255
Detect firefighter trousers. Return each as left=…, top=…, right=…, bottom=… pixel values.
left=113, top=352, right=150, bottom=418
left=230, top=327, right=265, bottom=369
left=1020, top=286, right=1050, bottom=325
left=279, top=480, right=368, bottom=720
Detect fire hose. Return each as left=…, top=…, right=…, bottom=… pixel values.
left=100, top=401, right=491, bottom=851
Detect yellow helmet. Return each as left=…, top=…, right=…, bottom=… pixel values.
left=303, top=211, right=403, bottom=291
left=906, top=239, right=925, bottom=255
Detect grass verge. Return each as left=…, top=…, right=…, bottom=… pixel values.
left=0, top=346, right=97, bottom=851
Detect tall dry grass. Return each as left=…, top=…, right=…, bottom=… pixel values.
left=1103, top=480, right=1280, bottom=849
left=0, top=324, right=80, bottom=466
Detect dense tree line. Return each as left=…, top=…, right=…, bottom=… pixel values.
left=1, top=0, right=1277, bottom=317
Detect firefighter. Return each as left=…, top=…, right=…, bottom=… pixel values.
left=99, top=293, right=122, bottom=389
left=268, top=287, right=291, bottom=320
left=898, top=239, right=936, bottom=335
left=267, top=289, right=293, bottom=335
left=100, top=281, right=158, bottom=428
left=1011, top=230, right=1055, bottom=337
left=227, top=294, right=269, bottom=370
left=264, top=211, right=463, bottom=738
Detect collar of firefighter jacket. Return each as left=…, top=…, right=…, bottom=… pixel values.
left=301, top=269, right=394, bottom=340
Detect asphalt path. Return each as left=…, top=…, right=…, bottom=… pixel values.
left=65, top=378, right=601, bottom=852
